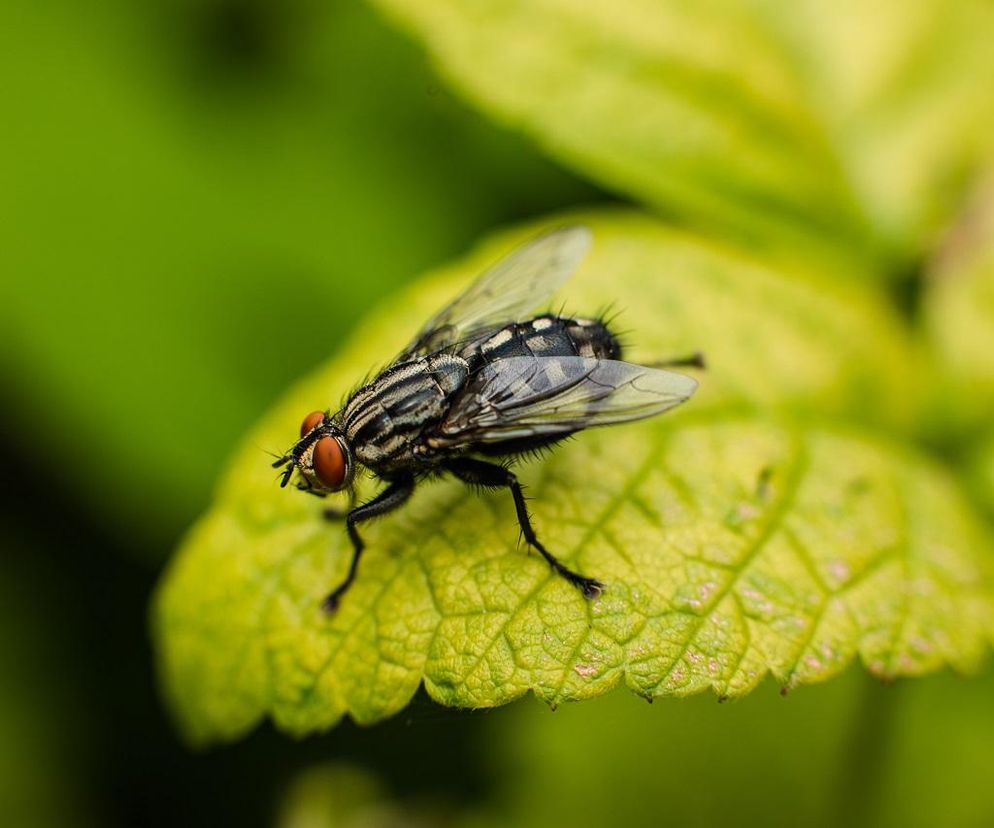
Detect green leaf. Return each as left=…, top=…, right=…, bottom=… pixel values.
left=922, top=178, right=994, bottom=432
left=966, top=432, right=994, bottom=519
left=276, top=764, right=388, bottom=828
left=367, top=0, right=994, bottom=274
left=152, top=213, right=993, bottom=743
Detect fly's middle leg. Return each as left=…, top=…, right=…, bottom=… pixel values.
left=444, top=457, right=605, bottom=599
left=322, top=490, right=358, bottom=522
left=321, top=475, right=414, bottom=613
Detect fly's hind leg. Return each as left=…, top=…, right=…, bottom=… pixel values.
left=444, top=457, right=604, bottom=599
left=321, top=476, right=414, bottom=613
left=647, top=351, right=706, bottom=370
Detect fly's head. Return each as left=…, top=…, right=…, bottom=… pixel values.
left=272, top=410, right=355, bottom=495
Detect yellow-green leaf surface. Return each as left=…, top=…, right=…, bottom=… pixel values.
left=153, top=214, right=992, bottom=743
left=367, top=0, right=994, bottom=274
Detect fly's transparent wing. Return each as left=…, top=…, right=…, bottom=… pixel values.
left=398, top=226, right=592, bottom=360
left=434, top=356, right=698, bottom=445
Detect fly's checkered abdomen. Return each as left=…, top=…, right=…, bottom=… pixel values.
left=463, top=315, right=621, bottom=366
left=563, top=318, right=622, bottom=360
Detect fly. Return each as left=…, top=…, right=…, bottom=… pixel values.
left=272, top=226, right=703, bottom=612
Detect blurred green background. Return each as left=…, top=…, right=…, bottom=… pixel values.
left=2, top=1, right=993, bottom=826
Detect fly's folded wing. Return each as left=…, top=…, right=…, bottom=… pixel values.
left=398, top=226, right=592, bottom=361
left=432, top=356, right=698, bottom=446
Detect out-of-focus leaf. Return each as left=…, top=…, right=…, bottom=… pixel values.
left=922, top=176, right=994, bottom=432
left=367, top=0, right=994, bottom=275
left=276, top=762, right=466, bottom=828
left=276, top=765, right=387, bottom=828
left=866, top=670, right=994, bottom=827
left=0, top=549, right=87, bottom=828
left=966, top=432, right=994, bottom=519
left=152, top=214, right=992, bottom=744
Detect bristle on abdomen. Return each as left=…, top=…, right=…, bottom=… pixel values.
left=463, top=314, right=622, bottom=365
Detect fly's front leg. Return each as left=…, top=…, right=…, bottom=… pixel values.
left=444, top=457, right=604, bottom=598
left=321, top=475, right=415, bottom=613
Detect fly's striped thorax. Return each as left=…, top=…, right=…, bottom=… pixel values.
left=460, top=315, right=621, bottom=366
left=342, top=353, right=468, bottom=469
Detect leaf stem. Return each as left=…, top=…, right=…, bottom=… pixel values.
left=831, top=672, right=900, bottom=826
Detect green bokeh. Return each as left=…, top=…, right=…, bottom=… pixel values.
left=265, top=670, right=994, bottom=828
left=467, top=669, right=994, bottom=828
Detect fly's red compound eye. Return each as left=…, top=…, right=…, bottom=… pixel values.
left=313, top=437, right=346, bottom=489
left=300, top=410, right=325, bottom=438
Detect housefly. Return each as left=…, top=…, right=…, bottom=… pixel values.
left=272, top=227, right=702, bottom=612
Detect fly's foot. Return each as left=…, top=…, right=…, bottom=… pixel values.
left=320, top=590, right=343, bottom=614
left=583, top=577, right=606, bottom=598
left=573, top=574, right=606, bottom=599
left=549, top=560, right=605, bottom=599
